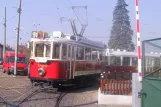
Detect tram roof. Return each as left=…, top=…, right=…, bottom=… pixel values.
left=31, top=31, right=105, bottom=49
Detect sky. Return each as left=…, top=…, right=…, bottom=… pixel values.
left=0, top=0, right=161, bottom=49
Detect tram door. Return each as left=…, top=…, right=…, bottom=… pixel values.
left=67, top=44, right=76, bottom=79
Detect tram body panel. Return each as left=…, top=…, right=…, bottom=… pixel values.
left=74, top=61, right=103, bottom=76
left=29, top=60, right=66, bottom=79
left=29, top=60, right=103, bottom=79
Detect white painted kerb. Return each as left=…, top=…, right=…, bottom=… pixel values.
left=98, top=88, right=132, bottom=105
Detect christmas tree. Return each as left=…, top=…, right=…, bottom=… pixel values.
left=108, top=0, right=135, bottom=51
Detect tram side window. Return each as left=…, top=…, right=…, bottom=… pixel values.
left=110, top=56, right=120, bottom=66
left=53, top=43, right=61, bottom=59
left=46, top=44, right=51, bottom=57
left=68, top=45, right=71, bottom=59
left=105, top=56, right=108, bottom=65
left=72, top=46, right=75, bottom=59
left=76, top=46, right=84, bottom=60
left=62, top=44, right=67, bottom=59
left=154, top=58, right=160, bottom=67
left=92, top=49, right=97, bottom=60
left=145, top=57, right=149, bottom=67
left=123, top=57, right=130, bottom=66
left=35, top=44, right=44, bottom=57
left=132, top=57, right=137, bottom=66
left=99, top=51, right=104, bottom=61
left=85, top=47, right=91, bottom=60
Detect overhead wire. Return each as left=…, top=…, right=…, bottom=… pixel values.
left=6, top=13, right=18, bottom=22
left=72, top=9, right=83, bottom=25
left=52, top=0, right=66, bottom=25
left=54, top=1, right=61, bottom=20
left=0, top=13, right=18, bottom=25
left=67, top=0, right=85, bottom=25
left=73, top=8, right=88, bottom=25
left=68, top=0, right=74, bottom=6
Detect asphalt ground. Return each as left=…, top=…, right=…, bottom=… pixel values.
left=0, top=70, right=132, bottom=107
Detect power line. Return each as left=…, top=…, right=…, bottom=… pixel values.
left=68, top=0, right=74, bottom=6
left=7, top=13, right=18, bottom=22
left=54, top=1, right=61, bottom=19
left=73, top=8, right=88, bottom=25
left=69, top=5, right=88, bottom=26
left=72, top=9, right=83, bottom=25
left=0, top=13, right=17, bottom=25
left=86, top=36, right=108, bottom=38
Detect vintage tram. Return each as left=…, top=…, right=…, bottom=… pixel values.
left=28, top=31, right=106, bottom=87
left=104, top=49, right=161, bottom=73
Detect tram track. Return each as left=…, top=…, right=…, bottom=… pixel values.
left=0, top=86, right=68, bottom=107
left=55, top=92, right=68, bottom=107
left=0, top=74, right=99, bottom=107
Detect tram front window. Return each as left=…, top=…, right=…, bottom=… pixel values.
left=62, top=44, right=67, bottom=59
left=46, top=44, right=51, bottom=57
left=35, top=43, right=51, bottom=57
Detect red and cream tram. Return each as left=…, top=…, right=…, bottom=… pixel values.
left=28, top=31, right=106, bottom=87
left=104, top=49, right=161, bottom=73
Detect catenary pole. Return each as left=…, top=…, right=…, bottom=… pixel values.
left=14, top=0, right=22, bottom=76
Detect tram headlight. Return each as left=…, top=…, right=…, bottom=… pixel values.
left=38, top=68, right=46, bottom=77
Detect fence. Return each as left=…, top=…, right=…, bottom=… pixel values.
left=100, top=67, right=137, bottom=95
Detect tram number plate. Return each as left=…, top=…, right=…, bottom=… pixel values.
left=38, top=63, right=47, bottom=67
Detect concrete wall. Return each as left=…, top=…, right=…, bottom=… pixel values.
left=132, top=73, right=142, bottom=107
